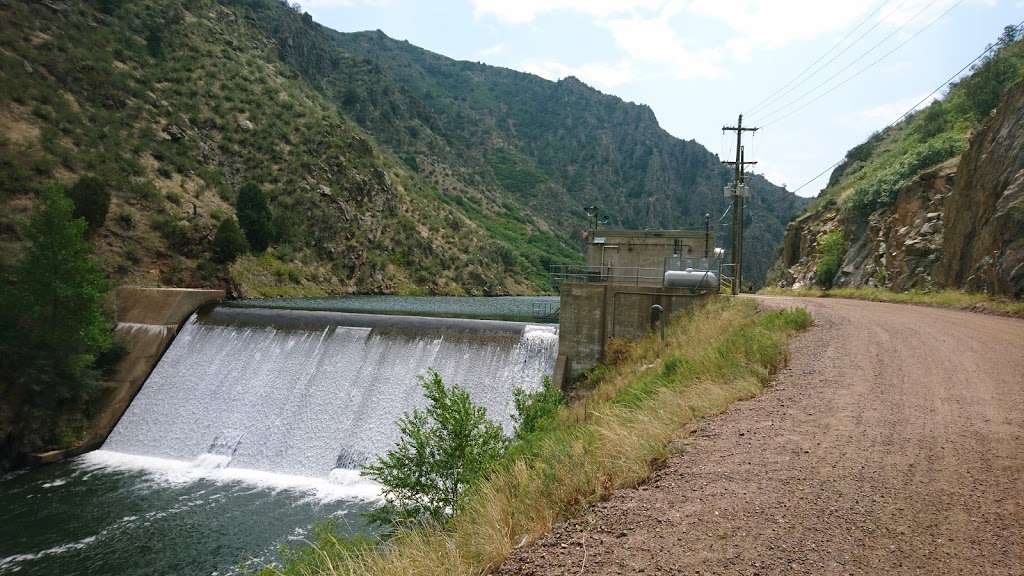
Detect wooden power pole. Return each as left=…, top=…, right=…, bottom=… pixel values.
left=722, top=114, right=758, bottom=295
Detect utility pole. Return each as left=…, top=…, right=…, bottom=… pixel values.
left=722, top=114, right=758, bottom=295
left=704, top=213, right=710, bottom=260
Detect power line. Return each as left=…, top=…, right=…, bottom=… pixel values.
left=750, top=0, right=944, bottom=126
left=759, top=0, right=964, bottom=129
left=788, top=19, right=1024, bottom=196
left=746, top=0, right=894, bottom=117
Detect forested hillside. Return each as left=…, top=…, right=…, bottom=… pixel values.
left=235, top=0, right=807, bottom=286
left=771, top=27, right=1023, bottom=297
left=1, top=0, right=804, bottom=300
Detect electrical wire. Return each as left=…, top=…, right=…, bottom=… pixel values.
left=750, top=0, right=945, bottom=126
left=787, top=19, right=1024, bottom=196
left=759, top=0, right=965, bottom=128
left=745, top=0, right=894, bottom=117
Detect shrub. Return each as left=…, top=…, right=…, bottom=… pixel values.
left=211, top=217, right=249, bottom=263
left=816, top=230, right=846, bottom=289
left=235, top=182, right=274, bottom=252
left=362, top=370, right=507, bottom=527
left=66, top=175, right=111, bottom=234
left=511, top=377, right=563, bottom=440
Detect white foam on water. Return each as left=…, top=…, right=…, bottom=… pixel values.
left=0, top=536, right=99, bottom=572
left=96, top=311, right=557, bottom=508
left=79, top=450, right=382, bottom=503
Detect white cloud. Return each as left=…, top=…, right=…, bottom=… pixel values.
left=470, top=0, right=663, bottom=24
left=519, top=59, right=635, bottom=89
left=860, top=92, right=939, bottom=121
left=477, top=42, right=506, bottom=58
left=603, top=8, right=724, bottom=79
left=299, top=0, right=390, bottom=7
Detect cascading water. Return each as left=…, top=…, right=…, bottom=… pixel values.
left=90, top=307, right=558, bottom=491
left=1, top=304, right=558, bottom=576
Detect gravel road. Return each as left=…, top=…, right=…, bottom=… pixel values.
left=497, top=296, right=1024, bottom=575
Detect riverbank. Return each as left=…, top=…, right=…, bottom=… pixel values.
left=759, top=286, right=1024, bottom=318
left=263, top=297, right=811, bottom=575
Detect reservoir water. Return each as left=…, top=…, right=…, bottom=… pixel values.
left=0, top=297, right=558, bottom=575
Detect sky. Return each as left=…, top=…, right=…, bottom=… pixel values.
left=299, top=0, right=1022, bottom=197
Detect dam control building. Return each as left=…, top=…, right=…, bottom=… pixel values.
left=553, top=228, right=720, bottom=386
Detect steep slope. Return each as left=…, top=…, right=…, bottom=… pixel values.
left=0, top=0, right=559, bottom=297
left=230, top=1, right=808, bottom=286
left=2, top=0, right=804, bottom=296
left=771, top=30, right=1024, bottom=297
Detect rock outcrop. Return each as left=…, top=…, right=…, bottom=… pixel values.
left=774, top=83, right=1024, bottom=297
left=938, top=83, right=1024, bottom=297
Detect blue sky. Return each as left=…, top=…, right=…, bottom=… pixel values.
left=300, top=0, right=1022, bottom=197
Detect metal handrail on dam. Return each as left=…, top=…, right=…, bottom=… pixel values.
left=548, top=265, right=667, bottom=287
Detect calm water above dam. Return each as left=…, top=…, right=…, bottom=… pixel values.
left=0, top=300, right=558, bottom=575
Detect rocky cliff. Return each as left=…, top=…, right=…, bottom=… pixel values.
left=939, top=82, right=1024, bottom=297
left=771, top=33, right=1024, bottom=298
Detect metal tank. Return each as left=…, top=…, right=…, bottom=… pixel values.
left=663, top=268, right=719, bottom=291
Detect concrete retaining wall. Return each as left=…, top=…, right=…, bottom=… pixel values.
left=558, top=282, right=714, bottom=386
left=28, top=288, right=224, bottom=464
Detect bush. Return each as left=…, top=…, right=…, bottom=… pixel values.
left=211, top=217, right=249, bottom=263
left=362, top=370, right=507, bottom=527
left=66, top=175, right=111, bottom=234
left=511, top=377, right=563, bottom=440
left=235, top=182, right=274, bottom=252
left=843, top=133, right=966, bottom=215
left=816, top=230, right=846, bottom=289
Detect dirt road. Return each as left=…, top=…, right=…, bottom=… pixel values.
left=498, top=296, right=1024, bottom=575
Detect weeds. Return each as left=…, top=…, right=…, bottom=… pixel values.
left=262, top=298, right=810, bottom=576
left=759, top=286, right=1024, bottom=318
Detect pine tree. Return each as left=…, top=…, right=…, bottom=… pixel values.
left=66, top=175, right=111, bottom=235
left=236, top=182, right=274, bottom=252
left=212, top=217, right=249, bottom=263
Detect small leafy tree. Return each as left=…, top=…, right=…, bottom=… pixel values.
left=236, top=182, right=273, bottom=252
left=212, top=217, right=249, bottom=263
left=67, top=175, right=111, bottom=235
left=362, top=370, right=506, bottom=526
left=815, top=230, right=846, bottom=289
left=512, top=377, right=563, bottom=440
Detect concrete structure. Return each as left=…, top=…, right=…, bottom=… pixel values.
left=556, top=283, right=714, bottom=385
left=27, top=287, right=224, bottom=464
left=552, top=228, right=719, bottom=388
left=585, top=228, right=714, bottom=273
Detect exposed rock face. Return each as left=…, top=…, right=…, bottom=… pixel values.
left=939, top=84, right=1024, bottom=298
left=774, top=84, right=1024, bottom=297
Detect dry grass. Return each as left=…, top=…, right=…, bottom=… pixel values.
left=759, top=286, right=1024, bottom=318
left=264, top=298, right=811, bottom=576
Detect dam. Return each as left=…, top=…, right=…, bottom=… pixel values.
left=0, top=297, right=558, bottom=576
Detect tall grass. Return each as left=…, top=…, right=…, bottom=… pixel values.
left=262, top=298, right=811, bottom=576
left=759, top=286, right=1024, bottom=318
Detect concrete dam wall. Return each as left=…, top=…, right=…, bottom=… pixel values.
left=92, top=304, right=558, bottom=483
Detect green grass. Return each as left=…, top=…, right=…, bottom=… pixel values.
left=261, top=298, right=811, bottom=576
left=759, top=286, right=1024, bottom=318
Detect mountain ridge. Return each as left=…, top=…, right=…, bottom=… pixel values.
left=1, top=0, right=806, bottom=298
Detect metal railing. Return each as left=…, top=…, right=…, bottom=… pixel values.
left=549, top=265, right=667, bottom=287
left=550, top=257, right=726, bottom=290
left=719, top=262, right=736, bottom=294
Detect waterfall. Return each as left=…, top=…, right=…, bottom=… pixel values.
left=92, top=309, right=558, bottom=492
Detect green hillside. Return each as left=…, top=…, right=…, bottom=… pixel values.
left=235, top=1, right=807, bottom=285
left=770, top=27, right=1024, bottom=294
left=2, top=0, right=805, bottom=299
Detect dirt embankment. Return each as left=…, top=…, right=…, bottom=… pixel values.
left=498, top=296, right=1024, bottom=575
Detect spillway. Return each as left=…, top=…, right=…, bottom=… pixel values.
left=94, top=307, right=558, bottom=487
